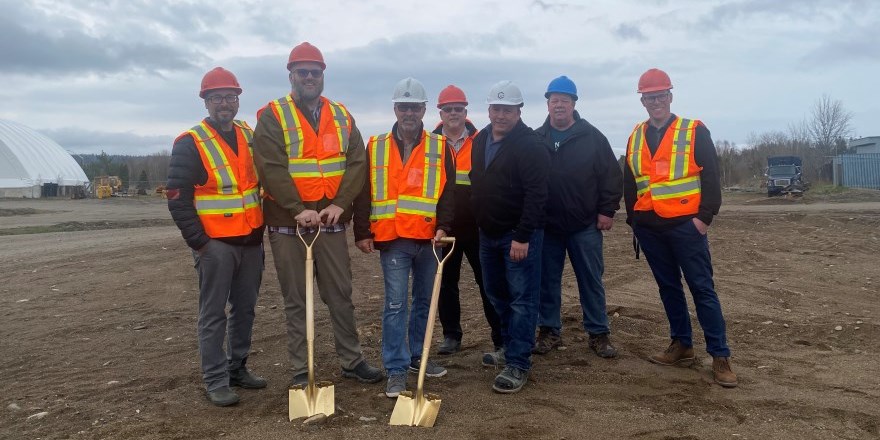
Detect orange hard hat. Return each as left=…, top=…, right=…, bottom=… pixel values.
left=637, top=68, right=673, bottom=93
left=200, top=67, right=242, bottom=98
left=287, top=42, right=326, bottom=71
left=437, top=85, right=468, bottom=108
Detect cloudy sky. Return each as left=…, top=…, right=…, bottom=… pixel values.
left=2, top=0, right=877, bottom=156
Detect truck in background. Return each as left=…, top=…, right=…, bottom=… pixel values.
left=766, top=156, right=808, bottom=197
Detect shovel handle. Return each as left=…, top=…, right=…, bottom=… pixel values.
left=413, top=237, right=456, bottom=399
left=296, top=227, right=321, bottom=390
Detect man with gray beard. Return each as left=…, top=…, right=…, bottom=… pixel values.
left=252, top=42, right=383, bottom=388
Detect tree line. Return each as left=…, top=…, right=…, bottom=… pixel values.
left=74, top=150, right=171, bottom=192
left=714, top=94, right=854, bottom=188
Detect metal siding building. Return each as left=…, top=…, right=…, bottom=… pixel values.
left=848, top=136, right=880, bottom=154
left=833, top=153, right=880, bottom=190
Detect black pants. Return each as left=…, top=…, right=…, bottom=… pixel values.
left=438, top=236, right=502, bottom=348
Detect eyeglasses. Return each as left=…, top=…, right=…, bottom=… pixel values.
left=440, top=106, right=466, bottom=113
left=206, top=95, right=239, bottom=104
left=292, top=68, right=324, bottom=79
left=641, top=93, right=670, bottom=104
left=395, top=103, right=424, bottom=113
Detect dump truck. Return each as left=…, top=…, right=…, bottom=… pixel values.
left=766, top=156, right=807, bottom=197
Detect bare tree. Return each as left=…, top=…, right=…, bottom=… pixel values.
left=807, top=94, right=852, bottom=154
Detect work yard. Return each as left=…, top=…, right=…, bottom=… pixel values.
left=1, top=189, right=878, bottom=440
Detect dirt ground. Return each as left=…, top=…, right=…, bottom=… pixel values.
left=1, top=189, right=879, bottom=440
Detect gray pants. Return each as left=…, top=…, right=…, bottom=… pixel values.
left=192, top=239, right=263, bottom=391
left=268, top=230, right=364, bottom=375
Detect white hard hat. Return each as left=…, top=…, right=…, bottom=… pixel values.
left=392, top=77, right=428, bottom=103
left=486, top=80, right=524, bottom=106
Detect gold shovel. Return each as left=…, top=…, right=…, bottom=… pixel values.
left=389, top=236, right=456, bottom=427
left=289, top=226, right=335, bottom=420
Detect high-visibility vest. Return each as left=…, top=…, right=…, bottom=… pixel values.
left=367, top=131, right=447, bottom=241
left=626, top=116, right=703, bottom=218
left=452, top=129, right=478, bottom=186
left=266, top=95, right=352, bottom=201
left=181, top=119, right=263, bottom=238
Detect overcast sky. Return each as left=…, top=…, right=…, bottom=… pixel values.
left=2, top=0, right=877, bottom=156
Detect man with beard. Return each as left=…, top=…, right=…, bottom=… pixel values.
left=252, top=42, right=383, bottom=388
left=470, top=81, right=550, bottom=393
left=624, top=68, right=736, bottom=387
left=353, top=77, right=456, bottom=398
left=534, top=76, right=622, bottom=359
left=431, top=85, right=503, bottom=359
left=167, top=67, right=267, bottom=406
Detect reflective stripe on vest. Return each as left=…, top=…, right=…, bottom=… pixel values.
left=271, top=96, right=351, bottom=178
left=368, top=132, right=443, bottom=221
left=627, top=122, right=649, bottom=195
left=195, top=187, right=260, bottom=214
left=189, top=121, right=239, bottom=195
left=455, top=170, right=470, bottom=185
left=669, top=118, right=694, bottom=181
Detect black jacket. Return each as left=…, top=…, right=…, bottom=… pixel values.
left=623, top=114, right=721, bottom=229
left=470, top=119, right=551, bottom=243
left=166, top=118, right=265, bottom=250
left=352, top=123, right=456, bottom=247
left=432, top=120, right=480, bottom=241
left=535, top=112, right=623, bottom=233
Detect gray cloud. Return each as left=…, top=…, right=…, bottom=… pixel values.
left=39, top=127, right=173, bottom=155
left=0, top=1, right=216, bottom=75
left=613, top=23, right=646, bottom=41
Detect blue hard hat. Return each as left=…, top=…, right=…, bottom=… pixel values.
left=545, top=75, right=578, bottom=101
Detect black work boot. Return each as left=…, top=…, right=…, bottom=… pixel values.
left=229, top=367, right=267, bottom=389
left=206, top=386, right=240, bottom=407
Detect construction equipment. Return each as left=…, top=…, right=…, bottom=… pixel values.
left=289, top=227, right=335, bottom=420
left=390, top=236, right=456, bottom=428
left=199, top=67, right=241, bottom=98
left=94, top=176, right=123, bottom=199
left=766, top=156, right=808, bottom=197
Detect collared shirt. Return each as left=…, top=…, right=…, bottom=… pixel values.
left=485, top=131, right=503, bottom=165
left=442, top=127, right=471, bottom=153
left=395, top=125, right=422, bottom=163
left=294, top=97, right=322, bottom=132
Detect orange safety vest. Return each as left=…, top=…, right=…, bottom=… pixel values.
left=452, top=129, right=478, bottom=186
left=626, top=116, right=703, bottom=218
left=367, top=131, right=447, bottom=241
left=266, top=95, right=352, bottom=202
left=181, top=119, right=263, bottom=238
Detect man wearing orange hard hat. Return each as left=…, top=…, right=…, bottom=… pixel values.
left=624, top=68, right=737, bottom=388
left=252, top=42, right=383, bottom=388
left=167, top=67, right=267, bottom=406
left=431, top=85, right=503, bottom=360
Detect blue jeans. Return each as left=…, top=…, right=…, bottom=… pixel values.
left=539, top=226, right=610, bottom=336
left=479, top=229, right=544, bottom=371
left=379, top=238, right=438, bottom=375
left=634, top=220, right=730, bottom=357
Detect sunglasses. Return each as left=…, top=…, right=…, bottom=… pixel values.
left=440, top=106, right=466, bottom=113
left=395, top=103, right=424, bottom=113
left=292, top=69, right=324, bottom=79
left=206, top=95, right=239, bottom=104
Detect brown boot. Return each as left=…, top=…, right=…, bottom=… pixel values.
left=712, top=357, right=738, bottom=388
left=649, top=339, right=695, bottom=366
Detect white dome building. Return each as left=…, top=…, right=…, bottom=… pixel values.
left=0, top=119, right=88, bottom=198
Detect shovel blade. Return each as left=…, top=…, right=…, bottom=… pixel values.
left=389, top=391, right=441, bottom=427
left=288, top=383, right=335, bottom=420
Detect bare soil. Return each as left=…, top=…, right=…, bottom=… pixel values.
left=1, top=189, right=878, bottom=440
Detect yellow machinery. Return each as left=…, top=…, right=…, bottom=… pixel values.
left=94, top=176, right=123, bottom=199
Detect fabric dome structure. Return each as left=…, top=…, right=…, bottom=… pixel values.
left=0, top=119, right=88, bottom=198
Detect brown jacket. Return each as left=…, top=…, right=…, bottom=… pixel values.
left=252, top=95, right=367, bottom=226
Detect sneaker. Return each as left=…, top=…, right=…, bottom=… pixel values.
left=588, top=333, right=618, bottom=359
left=649, top=339, right=695, bottom=366
left=229, top=367, right=268, bottom=389
left=288, top=372, right=308, bottom=388
left=206, top=386, right=240, bottom=407
left=492, top=365, right=529, bottom=394
left=342, top=360, right=384, bottom=384
left=712, top=357, right=738, bottom=388
left=385, top=373, right=407, bottom=398
left=409, top=359, right=447, bottom=377
left=532, top=328, right=562, bottom=355
left=481, top=347, right=506, bottom=367
left=437, top=337, right=461, bottom=355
